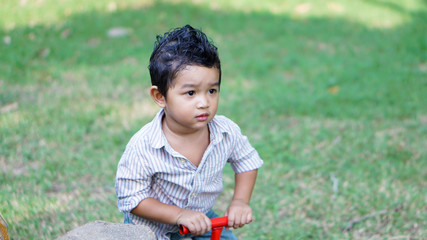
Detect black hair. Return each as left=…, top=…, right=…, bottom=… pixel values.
left=148, top=25, right=221, bottom=97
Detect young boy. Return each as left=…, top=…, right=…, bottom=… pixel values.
left=115, top=25, right=263, bottom=240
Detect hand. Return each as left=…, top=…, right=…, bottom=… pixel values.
left=225, top=199, right=253, bottom=230
left=176, top=209, right=212, bottom=236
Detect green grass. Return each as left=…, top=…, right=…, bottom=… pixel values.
left=1, top=0, right=426, bottom=239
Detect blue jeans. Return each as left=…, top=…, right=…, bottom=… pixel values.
left=168, top=210, right=237, bottom=240
left=124, top=210, right=237, bottom=240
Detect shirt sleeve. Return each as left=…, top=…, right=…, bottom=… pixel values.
left=115, top=144, right=153, bottom=213
left=227, top=121, right=264, bottom=173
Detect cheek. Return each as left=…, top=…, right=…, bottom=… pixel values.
left=212, top=97, right=219, bottom=107
left=172, top=100, right=194, bottom=114
left=170, top=96, right=188, bottom=106
left=211, top=100, right=219, bottom=113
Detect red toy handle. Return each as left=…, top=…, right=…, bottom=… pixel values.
left=179, top=216, right=228, bottom=235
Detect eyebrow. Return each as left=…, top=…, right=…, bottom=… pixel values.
left=180, top=82, right=220, bottom=89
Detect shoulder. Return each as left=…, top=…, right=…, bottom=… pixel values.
left=211, top=115, right=242, bottom=135
left=122, top=123, right=152, bottom=158
left=125, top=110, right=165, bottom=151
left=118, top=120, right=160, bottom=171
left=125, top=122, right=163, bottom=155
left=127, top=123, right=152, bottom=147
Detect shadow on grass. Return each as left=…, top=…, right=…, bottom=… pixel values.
left=1, top=1, right=427, bottom=239
left=1, top=1, right=426, bottom=122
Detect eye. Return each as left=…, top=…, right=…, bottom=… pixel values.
left=187, top=91, right=195, bottom=96
left=209, top=89, right=217, bottom=94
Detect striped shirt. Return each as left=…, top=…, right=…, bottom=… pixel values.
left=115, top=109, right=263, bottom=239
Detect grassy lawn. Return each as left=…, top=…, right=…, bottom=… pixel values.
left=1, top=0, right=426, bottom=239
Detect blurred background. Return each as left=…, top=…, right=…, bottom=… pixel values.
left=1, top=0, right=426, bottom=239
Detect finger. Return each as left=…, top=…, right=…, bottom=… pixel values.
left=233, top=213, right=241, bottom=229
left=224, top=210, right=230, bottom=230
left=240, top=211, right=248, bottom=227
left=227, top=212, right=235, bottom=229
left=192, top=221, right=202, bottom=236
left=246, top=212, right=253, bottom=224
left=204, top=215, right=212, bottom=233
left=196, top=214, right=211, bottom=236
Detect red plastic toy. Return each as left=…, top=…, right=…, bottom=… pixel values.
left=179, top=216, right=228, bottom=240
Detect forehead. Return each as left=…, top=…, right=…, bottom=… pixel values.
left=172, top=65, right=220, bottom=87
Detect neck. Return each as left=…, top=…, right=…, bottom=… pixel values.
left=162, top=116, right=208, bottom=139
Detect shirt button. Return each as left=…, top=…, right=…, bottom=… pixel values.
left=191, top=193, right=196, bottom=198
left=180, top=159, right=186, bottom=165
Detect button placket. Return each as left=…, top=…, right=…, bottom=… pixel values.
left=188, top=171, right=199, bottom=205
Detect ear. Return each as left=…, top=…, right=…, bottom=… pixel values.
left=150, top=86, right=166, bottom=108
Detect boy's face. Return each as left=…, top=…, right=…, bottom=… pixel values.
left=163, top=65, right=220, bottom=133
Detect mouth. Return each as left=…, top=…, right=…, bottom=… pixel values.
left=196, top=113, right=209, bottom=121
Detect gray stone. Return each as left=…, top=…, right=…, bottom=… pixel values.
left=57, top=221, right=156, bottom=240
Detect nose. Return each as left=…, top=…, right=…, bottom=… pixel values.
left=197, top=94, right=209, bottom=109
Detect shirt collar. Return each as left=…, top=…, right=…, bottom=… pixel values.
left=148, top=109, right=167, bottom=149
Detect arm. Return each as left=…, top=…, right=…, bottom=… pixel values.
left=225, top=169, right=258, bottom=229
left=131, top=198, right=212, bottom=236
